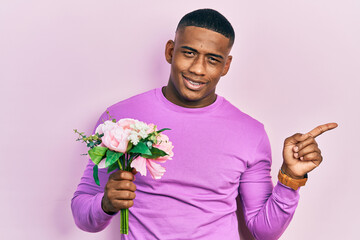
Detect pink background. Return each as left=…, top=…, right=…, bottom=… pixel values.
left=1, top=1, right=359, bottom=239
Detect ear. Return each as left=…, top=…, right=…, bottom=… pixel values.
left=165, top=40, right=174, bottom=64
left=221, top=55, right=232, bottom=76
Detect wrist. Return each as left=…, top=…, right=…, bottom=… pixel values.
left=101, top=196, right=118, bottom=215
left=278, top=168, right=308, bottom=191
left=281, top=164, right=306, bottom=179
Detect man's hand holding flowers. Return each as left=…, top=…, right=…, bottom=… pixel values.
left=74, top=115, right=173, bottom=234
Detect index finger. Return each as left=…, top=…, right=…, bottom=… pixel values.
left=306, top=122, right=338, bottom=138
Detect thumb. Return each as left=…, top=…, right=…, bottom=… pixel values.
left=131, top=167, right=138, bottom=181
left=131, top=167, right=138, bottom=175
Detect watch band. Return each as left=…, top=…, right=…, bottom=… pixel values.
left=278, top=169, right=308, bottom=190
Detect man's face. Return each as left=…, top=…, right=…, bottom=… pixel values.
left=165, top=26, right=233, bottom=108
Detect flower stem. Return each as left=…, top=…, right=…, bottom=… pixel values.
left=120, top=208, right=129, bottom=234
left=117, top=159, right=122, bottom=170
left=127, top=153, right=140, bottom=171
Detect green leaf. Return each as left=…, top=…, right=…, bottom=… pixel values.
left=157, top=128, right=171, bottom=133
left=129, top=141, right=152, bottom=155
left=88, top=146, right=108, bottom=165
left=93, top=164, right=100, bottom=186
left=126, top=142, right=133, bottom=152
left=141, top=147, right=167, bottom=159
left=105, top=150, right=123, bottom=168
left=107, top=161, right=120, bottom=173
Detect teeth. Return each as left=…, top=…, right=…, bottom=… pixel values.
left=189, top=80, right=201, bottom=85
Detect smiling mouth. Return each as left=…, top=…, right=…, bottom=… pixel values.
left=183, top=75, right=206, bottom=90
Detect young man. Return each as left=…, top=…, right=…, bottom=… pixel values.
left=72, top=9, right=337, bottom=239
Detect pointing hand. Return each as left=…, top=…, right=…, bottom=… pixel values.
left=281, top=123, right=338, bottom=179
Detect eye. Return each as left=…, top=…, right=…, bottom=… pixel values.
left=182, top=51, right=195, bottom=57
left=208, top=56, right=220, bottom=64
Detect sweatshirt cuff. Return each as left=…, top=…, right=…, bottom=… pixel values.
left=92, top=193, right=116, bottom=223
left=273, top=181, right=300, bottom=205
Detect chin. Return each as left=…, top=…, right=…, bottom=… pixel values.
left=179, top=89, right=204, bottom=102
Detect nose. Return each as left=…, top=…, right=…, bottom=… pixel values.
left=188, top=56, right=206, bottom=76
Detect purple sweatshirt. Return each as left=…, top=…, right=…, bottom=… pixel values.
left=72, top=87, right=300, bottom=240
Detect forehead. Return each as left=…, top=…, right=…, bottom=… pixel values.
left=175, top=26, right=231, bottom=56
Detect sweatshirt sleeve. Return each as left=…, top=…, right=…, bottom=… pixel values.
left=239, top=128, right=300, bottom=240
left=71, top=159, right=115, bottom=232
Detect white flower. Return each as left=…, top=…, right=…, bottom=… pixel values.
left=95, top=120, right=117, bottom=134
left=128, top=134, right=140, bottom=145
left=127, top=120, right=150, bottom=145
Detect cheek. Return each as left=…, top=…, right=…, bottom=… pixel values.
left=171, top=61, right=188, bottom=80
left=170, top=64, right=182, bottom=81
left=173, top=54, right=192, bottom=70
left=207, top=67, right=223, bottom=81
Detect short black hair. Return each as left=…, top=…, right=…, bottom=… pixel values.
left=176, top=9, right=235, bottom=47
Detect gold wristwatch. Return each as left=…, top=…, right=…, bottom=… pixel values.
left=278, top=169, right=308, bottom=190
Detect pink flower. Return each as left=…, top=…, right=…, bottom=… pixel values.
left=154, top=134, right=174, bottom=162
left=96, top=119, right=144, bottom=153
left=130, top=133, right=174, bottom=179
left=94, top=119, right=173, bottom=179
left=146, top=123, right=157, bottom=134
left=117, top=118, right=136, bottom=130
left=130, top=156, right=166, bottom=179
left=97, top=122, right=131, bottom=153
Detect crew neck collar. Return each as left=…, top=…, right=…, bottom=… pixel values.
left=154, top=87, right=224, bottom=113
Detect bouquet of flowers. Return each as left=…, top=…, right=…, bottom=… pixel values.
left=74, top=112, right=173, bottom=234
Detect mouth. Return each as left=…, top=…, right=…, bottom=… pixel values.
left=182, top=75, right=207, bottom=90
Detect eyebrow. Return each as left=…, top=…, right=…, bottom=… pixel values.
left=180, top=46, right=224, bottom=60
